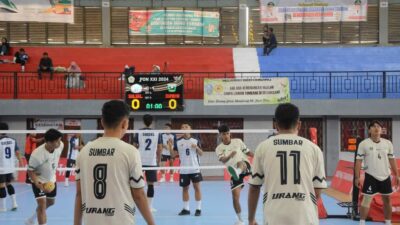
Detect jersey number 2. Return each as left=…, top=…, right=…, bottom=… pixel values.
left=145, top=139, right=152, bottom=151
left=276, top=151, right=301, bottom=185
left=93, top=164, right=107, bottom=199
left=5, top=147, right=11, bottom=159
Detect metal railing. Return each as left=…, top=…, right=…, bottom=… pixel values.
left=1, top=71, right=400, bottom=99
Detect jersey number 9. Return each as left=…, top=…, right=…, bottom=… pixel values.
left=5, top=147, right=11, bottom=159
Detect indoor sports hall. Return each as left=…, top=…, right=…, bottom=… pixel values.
left=1, top=1, right=400, bottom=225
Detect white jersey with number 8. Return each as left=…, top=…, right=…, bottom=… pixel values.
left=75, top=137, right=145, bottom=225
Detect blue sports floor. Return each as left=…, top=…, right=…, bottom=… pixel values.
left=0, top=181, right=387, bottom=225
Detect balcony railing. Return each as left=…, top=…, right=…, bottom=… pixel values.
left=0, top=71, right=399, bottom=99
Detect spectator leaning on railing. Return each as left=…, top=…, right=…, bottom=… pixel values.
left=37, top=52, right=54, bottom=80
left=66, top=61, right=83, bottom=89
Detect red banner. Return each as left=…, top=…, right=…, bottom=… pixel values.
left=331, top=160, right=355, bottom=194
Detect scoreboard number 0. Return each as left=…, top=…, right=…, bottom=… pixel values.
left=168, top=99, right=177, bottom=110
left=131, top=99, right=140, bottom=110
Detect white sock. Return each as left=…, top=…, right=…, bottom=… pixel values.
left=359, top=220, right=366, bottom=225
left=28, top=212, right=37, bottom=221
left=147, top=197, right=153, bottom=208
left=11, top=194, right=17, bottom=206
left=0, top=197, right=5, bottom=209
left=236, top=213, right=243, bottom=221
left=183, top=201, right=189, bottom=210
left=196, top=200, right=202, bottom=210
left=385, top=220, right=391, bottom=225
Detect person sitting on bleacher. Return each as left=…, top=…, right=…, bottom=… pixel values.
left=263, top=28, right=277, bottom=56
left=66, top=61, right=83, bottom=88
left=0, top=37, right=10, bottom=56
left=37, top=52, right=54, bottom=80
left=14, top=48, right=29, bottom=72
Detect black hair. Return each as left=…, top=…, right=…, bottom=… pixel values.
left=0, top=122, right=9, bottom=130
left=143, top=114, right=153, bottom=127
left=218, top=124, right=230, bottom=133
left=269, top=27, right=274, bottom=32
left=19, top=48, right=25, bottom=52
left=181, top=122, right=193, bottom=128
left=164, top=123, right=172, bottom=128
left=102, top=100, right=130, bottom=129
left=44, top=129, right=62, bottom=142
left=43, top=52, right=48, bottom=56
left=274, top=103, right=300, bottom=130
left=368, top=120, right=382, bottom=129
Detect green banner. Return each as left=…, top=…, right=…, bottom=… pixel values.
left=129, top=10, right=220, bottom=37
left=204, top=78, right=291, bottom=105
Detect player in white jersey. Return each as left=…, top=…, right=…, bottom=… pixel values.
left=355, top=120, right=399, bottom=225
left=74, top=100, right=155, bottom=225
left=133, top=114, right=162, bottom=212
left=248, top=103, right=327, bottom=225
left=0, top=122, right=23, bottom=212
left=65, top=133, right=84, bottom=187
left=25, top=128, right=64, bottom=225
left=159, top=123, right=176, bottom=182
left=215, top=125, right=253, bottom=225
left=167, top=122, right=203, bottom=216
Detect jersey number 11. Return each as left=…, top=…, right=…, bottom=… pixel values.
left=276, top=151, right=301, bottom=185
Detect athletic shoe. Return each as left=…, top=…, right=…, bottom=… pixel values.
left=194, top=209, right=201, bottom=216
left=178, top=209, right=190, bottom=216
left=159, top=177, right=165, bottom=182
left=64, top=179, right=69, bottom=187
left=234, top=221, right=245, bottom=225
left=24, top=218, right=37, bottom=225
left=11, top=204, right=18, bottom=211
left=228, top=166, right=240, bottom=181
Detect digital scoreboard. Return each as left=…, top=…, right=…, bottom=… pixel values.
left=125, top=74, right=184, bottom=111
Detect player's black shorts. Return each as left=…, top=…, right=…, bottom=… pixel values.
left=179, top=173, right=203, bottom=187
left=31, top=182, right=57, bottom=199
left=142, top=166, right=158, bottom=182
left=0, top=173, right=14, bottom=183
left=66, top=159, right=76, bottom=167
left=161, top=155, right=172, bottom=162
left=362, top=173, right=393, bottom=195
left=230, top=161, right=252, bottom=190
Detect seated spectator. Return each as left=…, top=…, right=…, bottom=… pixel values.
left=14, top=48, right=29, bottom=71
left=0, top=37, right=10, bottom=56
left=263, top=27, right=277, bottom=56
left=262, top=24, right=269, bottom=46
left=66, top=61, right=83, bottom=88
left=37, top=52, right=54, bottom=80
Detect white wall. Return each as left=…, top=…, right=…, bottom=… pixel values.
left=243, top=117, right=273, bottom=151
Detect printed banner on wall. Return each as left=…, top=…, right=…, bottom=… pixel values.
left=0, top=0, right=74, bottom=23
left=204, top=78, right=290, bottom=105
left=129, top=10, right=220, bottom=37
left=33, top=118, right=64, bottom=130
left=260, top=0, right=367, bottom=23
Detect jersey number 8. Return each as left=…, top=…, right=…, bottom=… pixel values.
left=93, top=164, right=107, bottom=199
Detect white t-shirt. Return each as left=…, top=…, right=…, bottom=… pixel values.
left=0, top=136, right=19, bottom=174
left=249, top=134, right=327, bottom=225
left=174, top=137, right=201, bottom=174
left=215, top=138, right=250, bottom=168
left=134, top=128, right=161, bottom=166
left=356, top=138, right=394, bottom=181
left=28, top=142, right=64, bottom=183
left=76, top=137, right=145, bottom=225
left=161, top=133, right=176, bottom=156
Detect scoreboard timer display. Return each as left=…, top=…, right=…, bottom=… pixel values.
left=125, top=74, right=184, bottom=111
